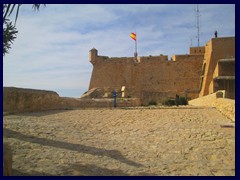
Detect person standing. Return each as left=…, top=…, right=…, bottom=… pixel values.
left=175, top=94, right=180, bottom=107
left=113, top=90, right=117, bottom=108
left=214, top=30, right=218, bottom=38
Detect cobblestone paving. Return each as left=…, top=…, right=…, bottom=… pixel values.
left=3, top=107, right=235, bottom=176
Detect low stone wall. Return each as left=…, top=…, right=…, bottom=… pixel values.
left=3, top=87, right=141, bottom=113
left=189, top=91, right=235, bottom=122
left=64, top=98, right=141, bottom=108
left=3, top=87, right=62, bottom=113
left=140, top=91, right=187, bottom=106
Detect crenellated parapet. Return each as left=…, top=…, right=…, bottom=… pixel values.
left=87, top=36, right=235, bottom=103
left=89, top=47, right=204, bottom=65
left=88, top=48, right=204, bottom=102
left=189, top=46, right=205, bottom=55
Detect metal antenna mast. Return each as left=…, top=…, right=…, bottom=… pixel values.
left=196, top=4, right=200, bottom=47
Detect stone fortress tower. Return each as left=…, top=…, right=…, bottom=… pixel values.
left=89, top=48, right=98, bottom=65
left=86, top=36, right=235, bottom=105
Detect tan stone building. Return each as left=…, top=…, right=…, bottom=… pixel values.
left=199, top=37, right=235, bottom=99
left=87, top=36, right=235, bottom=105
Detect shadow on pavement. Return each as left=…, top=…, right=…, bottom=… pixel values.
left=4, top=128, right=143, bottom=168
left=13, top=162, right=158, bottom=176
left=60, top=162, right=158, bottom=176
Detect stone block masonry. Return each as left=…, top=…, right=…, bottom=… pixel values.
left=199, top=37, right=235, bottom=97
left=189, top=90, right=235, bottom=122
left=89, top=49, right=203, bottom=104
left=3, top=87, right=61, bottom=113
left=88, top=36, right=235, bottom=104
left=3, top=87, right=141, bottom=113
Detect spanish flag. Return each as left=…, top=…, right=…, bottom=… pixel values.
left=130, top=32, right=136, bottom=41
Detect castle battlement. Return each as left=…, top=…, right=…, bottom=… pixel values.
left=87, top=36, right=235, bottom=104
left=89, top=48, right=200, bottom=65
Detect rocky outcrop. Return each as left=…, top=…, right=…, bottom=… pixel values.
left=80, top=88, right=105, bottom=99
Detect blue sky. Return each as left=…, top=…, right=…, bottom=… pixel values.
left=3, top=4, right=235, bottom=97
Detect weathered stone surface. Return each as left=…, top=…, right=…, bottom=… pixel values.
left=80, top=88, right=104, bottom=99
left=189, top=91, right=235, bottom=122
left=3, top=87, right=61, bottom=113
left=199, top=37, right=235, bottom=97
left=89, top=51, right=203, bottom=103
left=3, top=87, right=142, bottom=113
left=88, top=37, right=235, bottom=103
left=3, top=107, right=235, bottom=176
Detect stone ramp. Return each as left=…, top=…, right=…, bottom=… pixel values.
left=189, top=91, right=235, bottom=122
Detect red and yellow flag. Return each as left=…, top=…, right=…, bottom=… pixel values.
left=130, top=32, right=136, bottom=41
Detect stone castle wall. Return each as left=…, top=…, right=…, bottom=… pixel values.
left=88, top=36, right=235, bottom=104
left=3, top=37, right=235, bottom=113
left=89, top=49, right=204, bottom=104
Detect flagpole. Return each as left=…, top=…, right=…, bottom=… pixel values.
left=130, top=32, right=138, bottom=62
left=135, top=38, right=137, bottom=56
left=134, top=32, right=138, bottom=62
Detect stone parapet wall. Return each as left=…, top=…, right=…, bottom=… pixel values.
left=3, top=87, right=62, bottom=113
left=213, top=59, right=235, bottom=80
left=189, top=46, right=205, bottom=55
left=218, top=59, right=235, bottom=76
left=189, top=91, right=235, bottom=122
left=139, top=91, right=187, bottom=105
left=77, top=98, right=141, bottom=108
left=3, top=87, right=141, bottom=113
left=171, top=54, right=204, bottom=61
left=139, top=55, right=168, bottom=62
